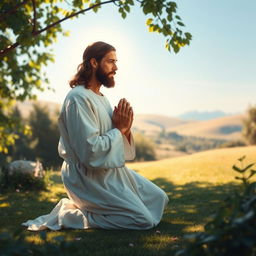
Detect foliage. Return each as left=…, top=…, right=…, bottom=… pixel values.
left=243, top=105, right=256, bottom=145
left=218, top=140, right=246, bottom=148
left=176, top=156, right=256, bottom=256
left=28, top=103, right=62, bottom=168
left=0, top=0, right=192, bottom=153
left=134, top=132, right=156, bottom=161
left=0, top=103, right=62, bottom=168
left=1, top=106, right=34, bottom=164
left=0, top=100, right=22, bottom=154
left=0, top=164, right=52, bottom=192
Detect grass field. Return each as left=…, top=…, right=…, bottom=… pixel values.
left=1, top=146, right=256, bottom=255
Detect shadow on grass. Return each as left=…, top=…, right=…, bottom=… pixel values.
left=152, top=179, right=241, bottom=253
left=0, top=175, right=240, bottom=256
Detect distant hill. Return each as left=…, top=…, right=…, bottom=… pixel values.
left=17, top=100, right=244, bottom=141
left=167, top=114, right=244, bottom=140
left=133, top=114, right=190, bottom=135
left=133, top=113, right=244, bottom=141
left=177, top=110, right=235, bottom=121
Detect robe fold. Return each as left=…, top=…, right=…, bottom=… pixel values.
left=22, top=86, right=169, bottom=231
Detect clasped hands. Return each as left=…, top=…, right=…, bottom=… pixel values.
left=112, top=98, right=133, bottom=137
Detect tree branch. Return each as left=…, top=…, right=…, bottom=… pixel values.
left=0, top=42, right=20, bottom=57
left=0, top=0, right=119, bottom=58
left=0, top=0, right=29, bottom=22
left=35, top=0, right=119, bottom=35
left=31, top=0, right=37, bottom=34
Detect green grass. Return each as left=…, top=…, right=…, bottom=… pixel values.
left=1, top=146, right=256, bottom=255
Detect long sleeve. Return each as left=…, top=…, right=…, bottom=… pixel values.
left=63, top=99, right=125, bottom=169
left=122, top=134, right=136, bottom=161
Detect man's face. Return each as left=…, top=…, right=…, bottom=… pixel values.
left=96, top=50, right=118, bottom=88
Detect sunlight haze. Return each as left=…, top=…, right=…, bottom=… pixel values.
left=36, top=0, right=256, bottom=116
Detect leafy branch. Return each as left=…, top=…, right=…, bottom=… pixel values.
left=0, top=0, right=119, bottom=57
left=0, top=0, right=29, bottom=22
left=233, top=155, right=256, bottom=187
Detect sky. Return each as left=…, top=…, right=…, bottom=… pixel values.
left=36, top=0, right=256, bottom=117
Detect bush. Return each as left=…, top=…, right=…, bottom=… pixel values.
left=219, top=140, right=246, bottom=148
left=133, top=133, right=156, bottom=161
left=160, top=131, right=227, bottom=154
left=0, top=165, right=51, bottom=192
left=176, top=156, right=256, bottom=256
left=243, top=105, right=256, bottom=145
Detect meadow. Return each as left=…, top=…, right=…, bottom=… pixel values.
left=1, top=145, right=256, bottom=255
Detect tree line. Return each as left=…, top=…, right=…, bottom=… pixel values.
left=0, top=104, right=61, bottom=169
left=0, top=103, right=157, bottom=168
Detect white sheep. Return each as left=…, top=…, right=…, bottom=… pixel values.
left=8, top=160, right=44, bottom=178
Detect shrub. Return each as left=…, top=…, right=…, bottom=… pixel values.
left=176, top=156, right=256, bottom=256
left=161, top=131, right=227, bottom=153
left=133, top=133, right=156, bottom=161
left=219, top=140, right=246, bottom=148
left=243, top=105, right=256, bottom=145
left=0, top=165, right=51, bottom=192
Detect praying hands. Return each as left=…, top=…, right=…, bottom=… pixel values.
left=112, top=98, right=134, bottom=142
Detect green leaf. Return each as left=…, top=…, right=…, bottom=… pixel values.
left=233, top=165, right=245, bottom=173
left=167, top=14, right=173, bottom=22
left=185, top=32, right=192, bottom=40
left=248, top=169, right=256, bottom=179
left=121, top=12, right=126, bottom=19
left=177, top=21, right=185, bottom=26
left=238, top=155, right=246, bottom=162
left=142, top=3, right=152, bottom=15
left=124, top=5, right=130, bottom=12
left=242, top=163, right=255, bottom=173
left=173, top=44, right=180, bottom=53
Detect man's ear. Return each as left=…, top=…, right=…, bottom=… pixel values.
left=90, top=58, right=98, bottom=69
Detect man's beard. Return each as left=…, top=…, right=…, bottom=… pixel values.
left=96, top=66, right=115, bottom=88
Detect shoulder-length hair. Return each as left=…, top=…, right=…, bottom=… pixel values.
left=69, top=41, right=116, bottom=88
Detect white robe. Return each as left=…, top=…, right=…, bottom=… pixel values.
left=22, top=86, right=169, bottom=231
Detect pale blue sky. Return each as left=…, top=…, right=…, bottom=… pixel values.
left=37, top=0, right=256, bottom=116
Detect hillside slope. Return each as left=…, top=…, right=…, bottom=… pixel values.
left=133, top=114, right=190, bottom=135
left=127, top=146, right=256, bottom=184
left=17, top=101, right=244, bottom=141
left=167, top=114, right=244, bottom=140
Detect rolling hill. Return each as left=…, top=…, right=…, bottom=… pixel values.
left=17, top=100, right=244, bottom=141
left=167, top=114, right=244, bottom=140
left=133, top=114, right=190, bottom=135
left=127, top=145, right=256, bottom=184
left=133, top=113, right=244, bottom=141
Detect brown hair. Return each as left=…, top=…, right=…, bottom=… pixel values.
left=69, top=41, right=116, bottom=88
